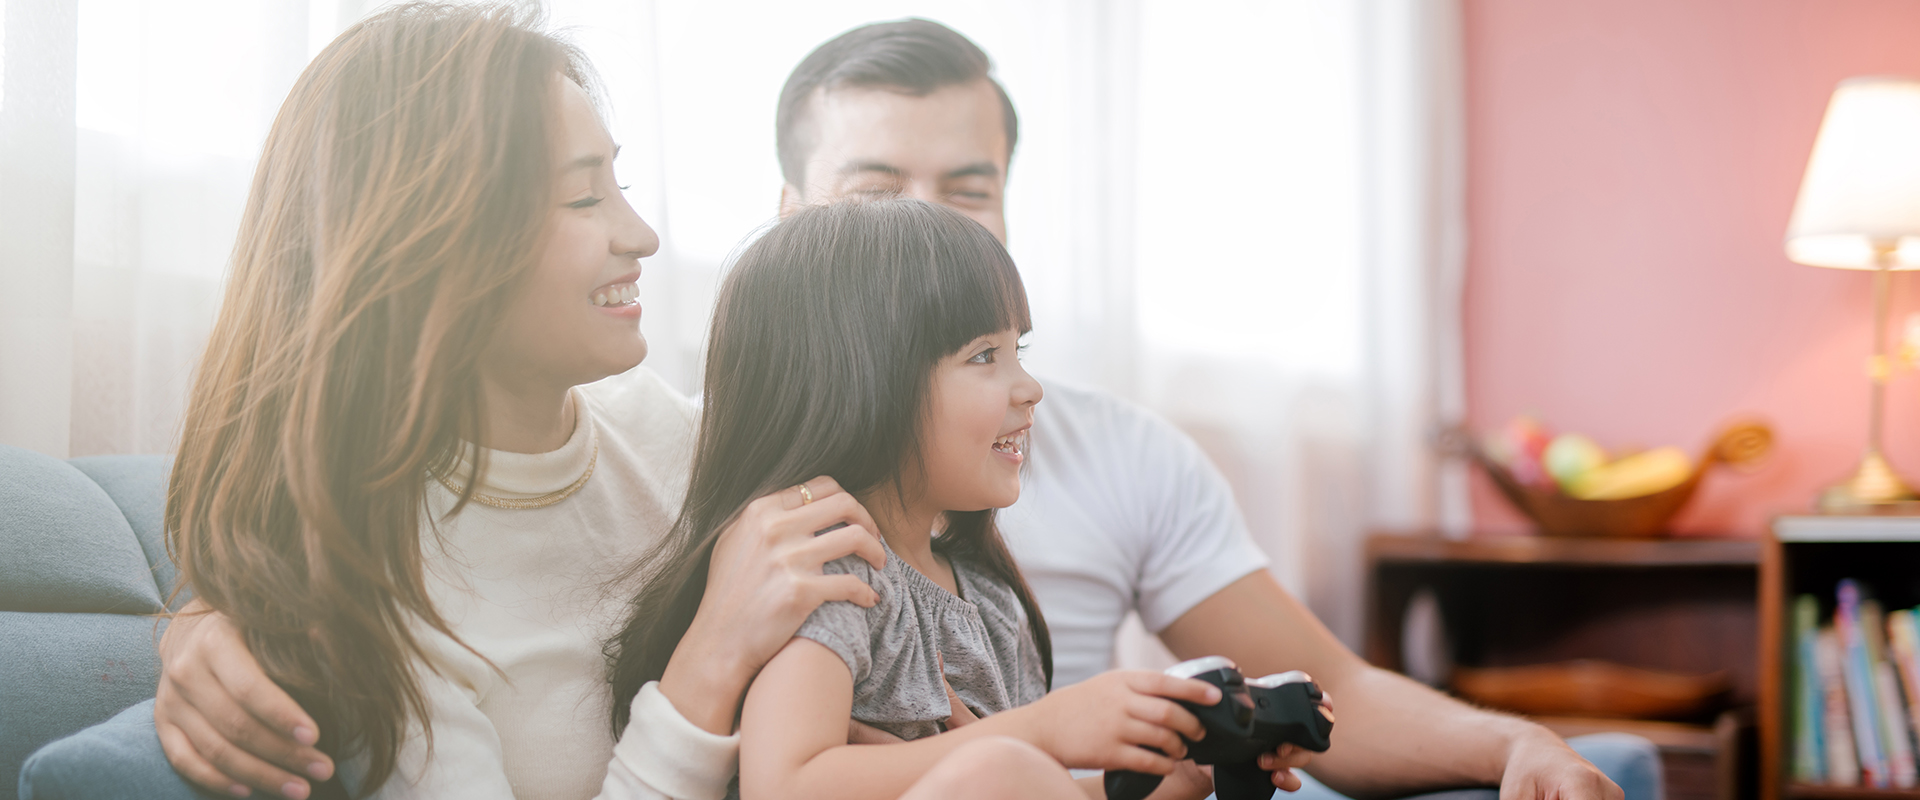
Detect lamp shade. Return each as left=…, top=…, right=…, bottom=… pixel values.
left=1786, top=77, right=1920, bottom=270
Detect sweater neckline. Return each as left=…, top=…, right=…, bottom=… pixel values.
left=445, top=388, right=598, bottom=500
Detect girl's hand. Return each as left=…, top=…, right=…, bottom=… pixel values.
left=1145, top=761, right=1214, bottom=800
left=658, top=476, right=889, bottom=734
left=1009, top=670, right=1219, bottom=775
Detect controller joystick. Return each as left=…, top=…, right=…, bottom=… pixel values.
left=1103, top=656, right=1334, bottom=800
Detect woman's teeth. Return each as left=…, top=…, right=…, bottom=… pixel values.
left=992, top=432, right=1026, bottom=456
left=592, top=283, right=639, bottom=307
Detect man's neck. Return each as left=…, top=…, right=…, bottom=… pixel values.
left=476, top=371, right=576, bottom=455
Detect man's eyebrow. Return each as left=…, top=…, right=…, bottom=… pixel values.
left=837, top=161, right=904, bottom=178
left=942, top=162, right=1000, bottom=181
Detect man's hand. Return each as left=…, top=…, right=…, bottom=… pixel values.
left=1497, top=729, right=1622, bottom=800
left=155, top=601, right=333, bottom=799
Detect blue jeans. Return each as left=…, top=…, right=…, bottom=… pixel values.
left=21, top=701, right=1663, bottom=800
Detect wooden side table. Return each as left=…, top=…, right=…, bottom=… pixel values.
left=1366, top=532, right=1761, bottom=800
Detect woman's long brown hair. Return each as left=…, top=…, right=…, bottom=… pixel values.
left=166, top=4, right=586, bottom=792
left=605, top=200, right=1052, bottom=733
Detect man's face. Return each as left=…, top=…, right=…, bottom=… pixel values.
left=782, top=78, right=1010, bottom=243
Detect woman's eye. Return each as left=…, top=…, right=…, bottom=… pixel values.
left=566, top=196, right=603, bottom=209
left=969, top=347, right=997, bottom=364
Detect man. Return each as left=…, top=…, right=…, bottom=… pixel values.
left=774, top=19, right=1654, bottom=800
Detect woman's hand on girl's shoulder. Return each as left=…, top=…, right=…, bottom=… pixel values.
left=999, top=670, right=1220, bottom=776
left=660, top=477, right=887, bottom=732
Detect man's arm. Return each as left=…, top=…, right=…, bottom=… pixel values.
left=1156, top=571, right=1620, bottom=800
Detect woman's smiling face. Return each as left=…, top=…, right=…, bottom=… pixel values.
left=486, top=75, right=659, bottom=390
left=917, top=327, right=1043, bottom=513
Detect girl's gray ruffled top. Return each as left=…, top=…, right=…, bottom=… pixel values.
left=795, top=540, right=1049, bottom=741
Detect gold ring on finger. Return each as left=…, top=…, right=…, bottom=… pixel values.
left=795, top=484, right=813, bottom=505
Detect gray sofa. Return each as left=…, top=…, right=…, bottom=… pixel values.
left=0, top=444, right=180, bottom=800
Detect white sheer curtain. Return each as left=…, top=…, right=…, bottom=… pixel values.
left=0, top=0, right=1467, bottom=651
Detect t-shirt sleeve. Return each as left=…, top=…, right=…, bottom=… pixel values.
left=1129, top=410, right=1271, bottom=633
left=790, top=554, right=879, bottom=684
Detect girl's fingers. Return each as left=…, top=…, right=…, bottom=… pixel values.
left=1125, top=695, right=1205, bottom=743
left=1108, top=733, right=1178, bottom=775
left=1121, top=718, right=1187, bottom=762
left=1127, top=672, right=1221, bottom=707
left=795, top=525, right=887, bottom=573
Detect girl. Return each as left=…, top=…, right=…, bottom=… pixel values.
left=607, top=199, right=1213, bottom=800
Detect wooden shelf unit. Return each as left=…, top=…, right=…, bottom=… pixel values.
left=1367, top=533, right=1760, bottom=800
left=1759, top=517, right=1920, bottom=800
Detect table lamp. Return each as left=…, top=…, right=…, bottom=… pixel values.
left=1785, top=76, right=1920, bottom=511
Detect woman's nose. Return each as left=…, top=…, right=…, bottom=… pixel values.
left=612, top=194, right=660, bottom=259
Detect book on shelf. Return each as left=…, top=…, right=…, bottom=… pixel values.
left=1816, top=626, right=1862, bottom=786
left=1864, top=599, right=1919, bottom=787
left=1794, top=579, right=1920, bottom=788
left=1796, top=595, right=1827, bottom=783
left=1891, top=609, right=1920, bottom=773
left=1838, top=580, right=1890, bottom=787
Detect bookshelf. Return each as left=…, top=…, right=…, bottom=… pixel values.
left=1760, top=517, right=1920, bottom=800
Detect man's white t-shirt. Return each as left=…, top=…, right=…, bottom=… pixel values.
left=1000, top=376, right=1271, bottom=689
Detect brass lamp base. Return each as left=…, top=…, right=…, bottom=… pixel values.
left=1818, top=449, right=1920, bottom=512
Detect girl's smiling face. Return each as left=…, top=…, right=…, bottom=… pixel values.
left=917, top=327, right=1043, bottom=513
left=486, top=76, right=660, bottom=390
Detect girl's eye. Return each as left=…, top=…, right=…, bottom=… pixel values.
left=567, top=196, right=603, bottom=209
left=969, top=347, right=998, bottom=364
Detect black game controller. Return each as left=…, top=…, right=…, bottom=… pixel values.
left=1104, top=656, right=1335, bottom=800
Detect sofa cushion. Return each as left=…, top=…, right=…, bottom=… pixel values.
left=0, top=446, right=162, bottom=615
left=0, top=612, right=167, bottom=800
left=66, top=456, right=183, bottom=611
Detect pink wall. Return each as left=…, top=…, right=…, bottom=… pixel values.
left=1463, top=0, right=1920, bottom=536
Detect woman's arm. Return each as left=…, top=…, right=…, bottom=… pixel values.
left=156, top=477, right=886, bottom=797
left=738, top=639, right=1226, bottom=800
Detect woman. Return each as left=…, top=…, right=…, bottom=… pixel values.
left=27, top=5, right=1222, bottom=800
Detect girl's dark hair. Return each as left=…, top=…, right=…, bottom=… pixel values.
left=606, top=199, right=1051, bottom=731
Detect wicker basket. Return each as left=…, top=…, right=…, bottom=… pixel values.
left=1466, top=421, right=1772, bottom=538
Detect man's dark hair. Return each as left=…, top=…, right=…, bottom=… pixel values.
left=776, top=19, right=1019, bottom=189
